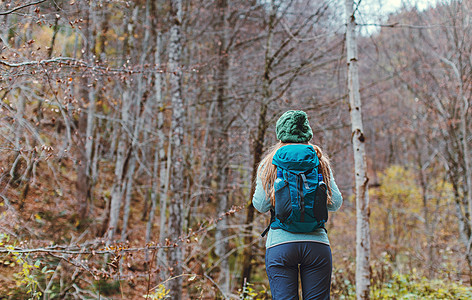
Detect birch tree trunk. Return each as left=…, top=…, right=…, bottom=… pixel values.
left=153, top=31, right=171, bottom=281
left=345, top=0, right=371, bottom=298
left=167, top=0, right=184, bottom=297
left=145, top=5, right=163, bottom=264
left=158, top=129, right=172, bottom=281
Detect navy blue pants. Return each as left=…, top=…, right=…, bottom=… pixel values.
left=265, top=242, right=332, bottom=300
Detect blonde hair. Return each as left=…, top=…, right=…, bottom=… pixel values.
left=257, top=141, right=333, bottom=206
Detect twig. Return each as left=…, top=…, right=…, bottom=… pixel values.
left=203, top=272, right=228, bottom=299
left=145, top=248, right=158, bottom=298
left=0, top=0, right=47, bottom=16
left=72, top=283, right=109, bottom=300
left=47, top=251, right=97, bottom=278
left=43, top=261, right=61, bottom=296
left=151, top=273, right=198, bottom=291
left=358, top=23, right=454, bottom=29
left=0, top=244, right=173, bottom=255
left=0, top=193, right=11, bottom=207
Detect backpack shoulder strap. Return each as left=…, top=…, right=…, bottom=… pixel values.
left=261, top=208, right=275, bottom=237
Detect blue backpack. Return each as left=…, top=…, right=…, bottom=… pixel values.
left=261, top=144, right=328, bottom=236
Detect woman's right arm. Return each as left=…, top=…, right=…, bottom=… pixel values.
left=252, top=175, right=271, bottom=213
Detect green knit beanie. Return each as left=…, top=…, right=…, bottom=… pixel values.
left=275, top=110, right=313, bottom=143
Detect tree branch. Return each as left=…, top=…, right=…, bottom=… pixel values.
left=0, top=57, right=80, bottom=67
left=0, top=57, right=199, bottom=74
left=0, top=0, right=47, bottom=16
left=358, top=22, right=454, bottom=29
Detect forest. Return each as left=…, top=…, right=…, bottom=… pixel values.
left=0, top=0, right=471, bottom=299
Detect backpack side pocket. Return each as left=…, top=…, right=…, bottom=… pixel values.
left=274, top=180, right=292, bottom=223
left=313, top=182, right=328, bottom=223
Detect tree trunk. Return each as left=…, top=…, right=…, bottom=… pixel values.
left=0, top=14, right=8, bottom=48
left=145, top=25, right=163, bottom=263
left=240, top=1, right=275, bottom=286
left=121, top=155, right=136, bottom=242
left=167, top=0, right=184, bottom=297
left=76, top=0, right=97, bottom=221
left=158, top=129, right=172, bottom=281
left=146, top=144, right=160, bottom=262
left=121, top=1, right=151, bottom=243
left=107, top=101, right=129, bottom=240
left=412, top=130, right=435, bottom=277
left=345, top=0, right=371, bottom=298
left=240, top=103, right=268, bottom=286
left=107, top=3, right=138, bottom=242
left=10, top=93, right=25, bottom=183
left=153, top=31, right=171, bottom=281
left=459, top=72, right=472, bottom=280
left=213, top=0, right=231, bottom=294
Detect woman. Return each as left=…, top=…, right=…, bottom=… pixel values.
left=252, top=110, right=343, bottom=299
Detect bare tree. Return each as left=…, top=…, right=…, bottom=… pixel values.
left=345, top=0, right=371, bottom=298
left=240, top=0, right=341, bottom=286
left=382, top=1, right=472, bottom=281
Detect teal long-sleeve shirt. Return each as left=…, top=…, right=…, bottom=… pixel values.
left=252, top=169, right=343, bottom=248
